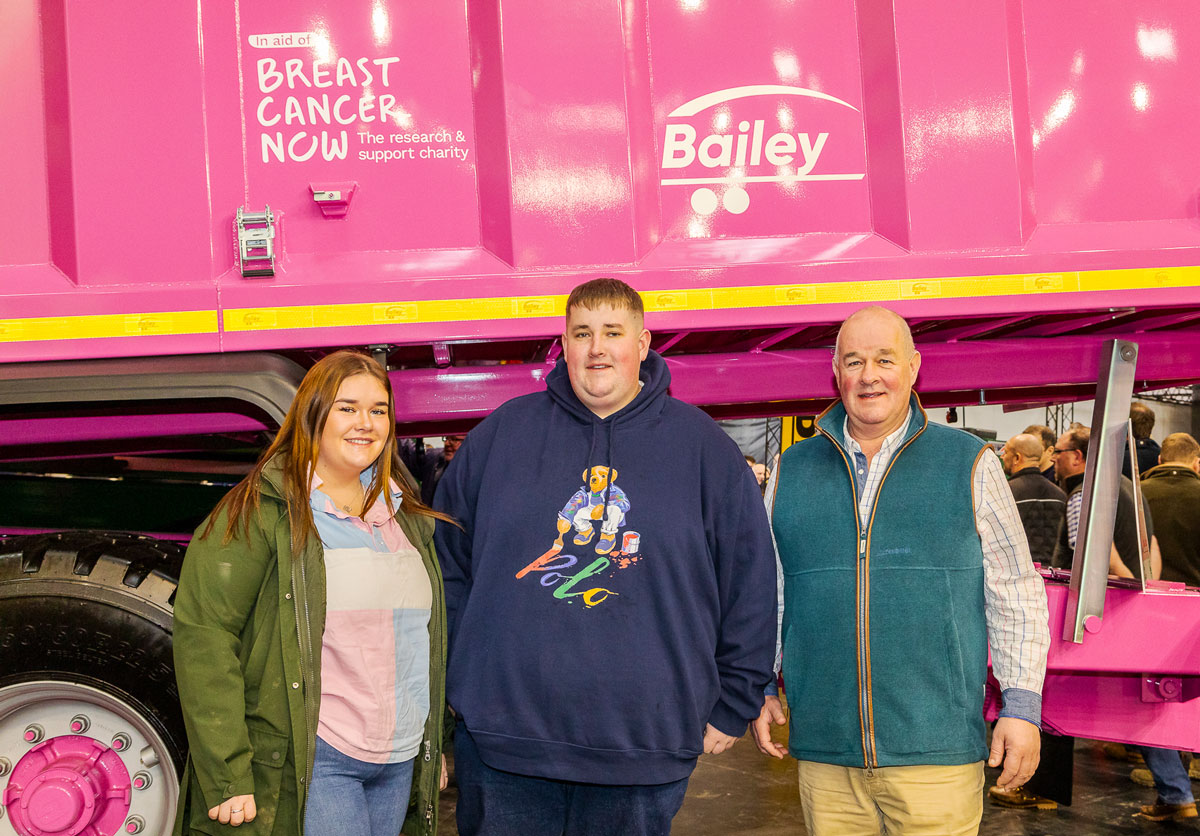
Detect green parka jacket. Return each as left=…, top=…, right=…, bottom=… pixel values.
left=172, top=458, right=447, bottom=836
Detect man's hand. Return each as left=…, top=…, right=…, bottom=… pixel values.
left=209, top=794, right=257, bottom=827
left=989, top=717, right=1041, bottom=789
left=702, top=723, right=739, bottom=755
left=440, top=753, right=449, bottom=790
left=752, top=695, right=789, bottom=759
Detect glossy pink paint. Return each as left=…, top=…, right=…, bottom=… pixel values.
left=4, top=0, right=1200, bottom=759
left=1030, top=575, right=1200, bottom=750
left=2, top=735, right=132, bottom=836
left=5, top=0, right=1200, bottom=367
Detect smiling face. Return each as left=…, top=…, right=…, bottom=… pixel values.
left=562, top=303, right=651, bottom=419
left=833, top=308, right=921, bottom=443
left=315, top=373, right=391, bottom=484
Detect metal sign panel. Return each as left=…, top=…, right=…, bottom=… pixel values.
left=1063, top=339, right=1137, bottom=643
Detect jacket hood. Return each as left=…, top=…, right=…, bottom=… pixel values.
left=259, top=455, right=288, bottom=502
left=545, top=348, right=672, bottom=425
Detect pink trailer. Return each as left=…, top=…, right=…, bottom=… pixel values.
left=3, top=1, right=1200, bottom=833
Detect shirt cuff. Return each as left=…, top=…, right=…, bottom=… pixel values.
left=764, top=679, right=779, bottom=697
left=998, top=687, right=1042, bottom=728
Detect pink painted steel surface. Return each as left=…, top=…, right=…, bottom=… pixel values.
left=376, top=331, right=1200, bottom=425
left=3, top=735, right=132, bottom=836
left=1036, top=575, right=1200, bottom=750
left=4, top=0, right=1200, bottom=760
left=0, top=413, right=269, bottom=446
left=232, top=1, right=479, bottom=253
left=1025, top=2, right=1200, bottom=226
left=5, top=0, right=1200, bottom=368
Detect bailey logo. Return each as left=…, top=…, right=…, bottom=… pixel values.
left=660, top=85, right=865, bottom=215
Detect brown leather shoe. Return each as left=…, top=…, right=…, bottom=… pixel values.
left=1137, top=801, right=1198, bottom=822
left=988, top=785, right=1058, bottom=810
left=1102, top=742, right=1145, bottom=763
left=1131, top=767, right=1156, bottom=788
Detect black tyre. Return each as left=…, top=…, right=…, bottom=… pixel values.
left=0, top=531, right=185, bottom=836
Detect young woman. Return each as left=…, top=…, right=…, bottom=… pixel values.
left=172, top=350, right=450, bottom=836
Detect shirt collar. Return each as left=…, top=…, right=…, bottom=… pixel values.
left=309, top=466, right=403, bottom=525
left=842, top=408, right=912, bottom=458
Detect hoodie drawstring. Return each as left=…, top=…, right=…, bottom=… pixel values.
left=600, top=419, right=616, bottom=530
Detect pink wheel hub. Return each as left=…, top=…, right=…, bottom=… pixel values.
left=2, top=736, right=131, bottom=836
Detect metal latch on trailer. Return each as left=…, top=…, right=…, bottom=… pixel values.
left=235, top=206, right=277, bottom=278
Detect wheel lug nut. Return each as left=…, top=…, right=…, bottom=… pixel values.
left=69, top=714, right=91, bottom=734
left=124, top=815, right=145, bottom=834
left=132, top=771, right=152, bottom=790
left=22, top=724, right=44, bottom=745
left=0, top=757, right=11, bottom=777
left=110, top=733, right=131, bottom=752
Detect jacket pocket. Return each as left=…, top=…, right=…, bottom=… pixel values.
left=868, top=567, right=980, bottom=757
left=783, top=568, right=861, bottom=757
left=241, top=721, right=290, bottom=835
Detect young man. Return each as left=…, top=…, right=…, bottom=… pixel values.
left=434, top=278, right=777, bottom=835
left=755, top=306, right=1051, bottom=836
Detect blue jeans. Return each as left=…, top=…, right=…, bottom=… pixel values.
left=304, top=736, right=416, bottom=836
left=453, top=720, right=690, bottom=836
left=1140, top=746, right=1195, bottom=806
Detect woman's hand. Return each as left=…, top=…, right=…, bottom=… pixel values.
left=209, top=794, right=257, bottom=827
left=440, top=754, right=449, bottom=790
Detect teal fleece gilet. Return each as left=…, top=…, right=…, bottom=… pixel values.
left=771, top=395, right=990, bottom=768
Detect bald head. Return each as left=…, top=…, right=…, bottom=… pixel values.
left=834, top=306, right=916, bottom=360
left=1007, top=434, right=1044, bottom=459
left=1002, top=433, right=1044, bottom=475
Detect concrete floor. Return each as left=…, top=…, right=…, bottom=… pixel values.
left=436, top=728, right=1200, bottom=834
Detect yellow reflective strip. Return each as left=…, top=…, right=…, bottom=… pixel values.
left=221, top=264, right=1200, bottom=333
left=225, top=294, right=570, bottom=332
left=642, top=289, right=715, bottom=312
left=0, top=310, right=217, bottom=343
left=6, top=264, right=1200, bottom=344
left=703, top=272, right=1085, bottom=309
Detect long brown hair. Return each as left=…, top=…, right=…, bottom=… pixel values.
left=206, top=349, right=454, bottom=550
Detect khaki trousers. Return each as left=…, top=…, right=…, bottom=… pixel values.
left=797, top=759, right=984, bottom=836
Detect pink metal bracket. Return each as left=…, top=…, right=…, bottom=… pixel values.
left=309, top=182, right=358, bottom=218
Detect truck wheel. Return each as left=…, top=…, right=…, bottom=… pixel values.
left=0, top=532, right=185, bottom=836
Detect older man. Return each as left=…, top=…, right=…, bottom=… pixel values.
left=1140, top=432, right=1200, bottom=587
left=1130, top=432, right=1200, bottom=822
left=1001, top=433, right=1067, bottom=566
left=754, top=306, right=1050, bottom=835
left=435, top=278, right=777, bottom=836
left=1050, top=426, right=1161, bottom=580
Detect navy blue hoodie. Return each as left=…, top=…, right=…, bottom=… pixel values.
left=434, top=350, right=777, bottom=784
